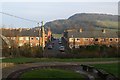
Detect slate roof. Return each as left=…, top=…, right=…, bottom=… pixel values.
left=93, top=30, right=118, bottom=38
left=67, top=29, right=118, bottom=38
left=2, top=29, right=42, bottom=37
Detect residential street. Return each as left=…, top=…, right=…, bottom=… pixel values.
left=43, top=39, right=65, bottom=57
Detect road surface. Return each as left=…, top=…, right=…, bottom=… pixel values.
left=43, top=39, right=64, bottom=57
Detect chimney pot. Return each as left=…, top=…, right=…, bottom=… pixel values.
left=80, top=28, right=82, bottom=33
left=102, top=29, right=106, bottom=33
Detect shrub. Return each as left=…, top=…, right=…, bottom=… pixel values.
left=68, top=45, right=119, bottom=58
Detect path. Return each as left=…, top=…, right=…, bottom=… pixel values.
left=2, top=61, right=119, bottom=79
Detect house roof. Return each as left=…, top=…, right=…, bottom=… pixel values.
left=67, top=29, right=118, bottom=38
left=68, top=31, right=93, bottom=38
left=93, top=30, right=118, bottom=38
left=2, top=29, right=43, bottom=37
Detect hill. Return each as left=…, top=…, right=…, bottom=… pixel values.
left=45, top=13, right=118, bottom=34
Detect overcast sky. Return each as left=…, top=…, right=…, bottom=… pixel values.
left=0, top=1, right=118, bottom=28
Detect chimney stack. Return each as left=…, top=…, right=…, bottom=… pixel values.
left=102, top=29, right=106, bottom=33
left=80, top=28, right=83, bottom=33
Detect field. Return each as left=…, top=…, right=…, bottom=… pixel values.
left=1, top=57, right=119, bottom=64
left=91, top=63, right=119, bottom=78
left=20, top=68, right=84, bottom=79
left=52, top=34, right=62, bottom=38
left=96, top=21, right=118, bottom=29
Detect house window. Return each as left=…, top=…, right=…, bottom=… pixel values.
left=12, top=37, right=16, bottom=40
left=25, top=37, right=29, bottom=40
left=109, top=39, right=112, bottom=42
left=95, top=39, right=98, bottom=41
left=36, top=43, right=39, bottom=46
left=77, top=38, right=80, bottom=41
left=84, top=38, right=88, bottom=41
left=19, top=37, right=24, bottom=40
left=31, top=37, right=34, bottom=40
left=75, top=44, right=79, bottom=48
left=69, top=38, right=73, bottom=42
left=116, top=39, right=118, bottom=42
left=36, top=37, right=39, bottom=40
left=19, top=43, right=23, bottom=46
left=30, top=43, right=33, bottom=47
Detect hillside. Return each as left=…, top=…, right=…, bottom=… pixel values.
left=45, top=13, right=118, bottom=34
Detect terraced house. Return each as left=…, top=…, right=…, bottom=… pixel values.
left=63, top=28, right=119, bottom=49
left=2, top=28, right=52, bottom=47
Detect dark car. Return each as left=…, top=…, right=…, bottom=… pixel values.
left=52, top=42, right=54, bottom=45
left=59, top=46, right=65, bottom=52
left=48, top=45, right=53, bottom=49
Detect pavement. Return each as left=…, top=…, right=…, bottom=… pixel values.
left=2, top=61, right=119, bottom=79
left=3, top=63, right=95, bottom=79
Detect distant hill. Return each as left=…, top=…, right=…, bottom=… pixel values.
left=45, top=13, right=118, bottom=34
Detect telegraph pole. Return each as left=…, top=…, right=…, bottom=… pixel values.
left=38, top=23, right=41, bottom=47
left=41, top=21, right=45, bottom=51
left=28, top=29, right=31, bottom=47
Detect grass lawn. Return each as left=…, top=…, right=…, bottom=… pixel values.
left=52, top=34, right=62, bottom=38
left=20, top=68, right=84, bottom=79
left=1, top=57, right=119, bottom=64
left=91, top=63, right=119, bottom=78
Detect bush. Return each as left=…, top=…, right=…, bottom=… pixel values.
left=2, top=44, right=43, bottom=58
left=69, top=45, right=119, bottom=58
left=2, top=46, right=11, bottom=57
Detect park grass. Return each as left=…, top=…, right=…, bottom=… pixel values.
left=91, top=63, right=119, bottom=78
left=52, top=34, right=62, bottom=38
left=20, top=68, right=84, bottom=79
left=1, top=57, right=119, bottom=64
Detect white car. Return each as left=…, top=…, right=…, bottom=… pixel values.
left=59, top=41, right=62, bottom=44
left=59, top=46, right=65, bottom=52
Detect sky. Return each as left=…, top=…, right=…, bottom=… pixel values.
left=0, top=0, right=119, bottom=2
left=0, top=1, right=119, bottom=28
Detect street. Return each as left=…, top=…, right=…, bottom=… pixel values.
left=43, top=39, right=65, bottom=57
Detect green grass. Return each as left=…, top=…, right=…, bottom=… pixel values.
left=96, top=21, right=118, bottom=29
left=1, top=57, right=119, bottom=64
left=91, top=63, right=119, bottom=78
left=20, top=68, right=84, bottom=79
left=52, top=34, right=62, bottom=38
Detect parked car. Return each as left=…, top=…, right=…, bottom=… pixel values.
left=59, top=41, right=62, bottom=44
left=48, top=45, right=53, bottom=49
left=59, top=46, right=65, bottom=52
left=52, top=42, right=54, bottom=45
left=59, top=38, right=62, bottom=42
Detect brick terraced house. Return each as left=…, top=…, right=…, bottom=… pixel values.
left=5, top=28, right=52, bottom=47
left=63, top=28, right=119, bottom=49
